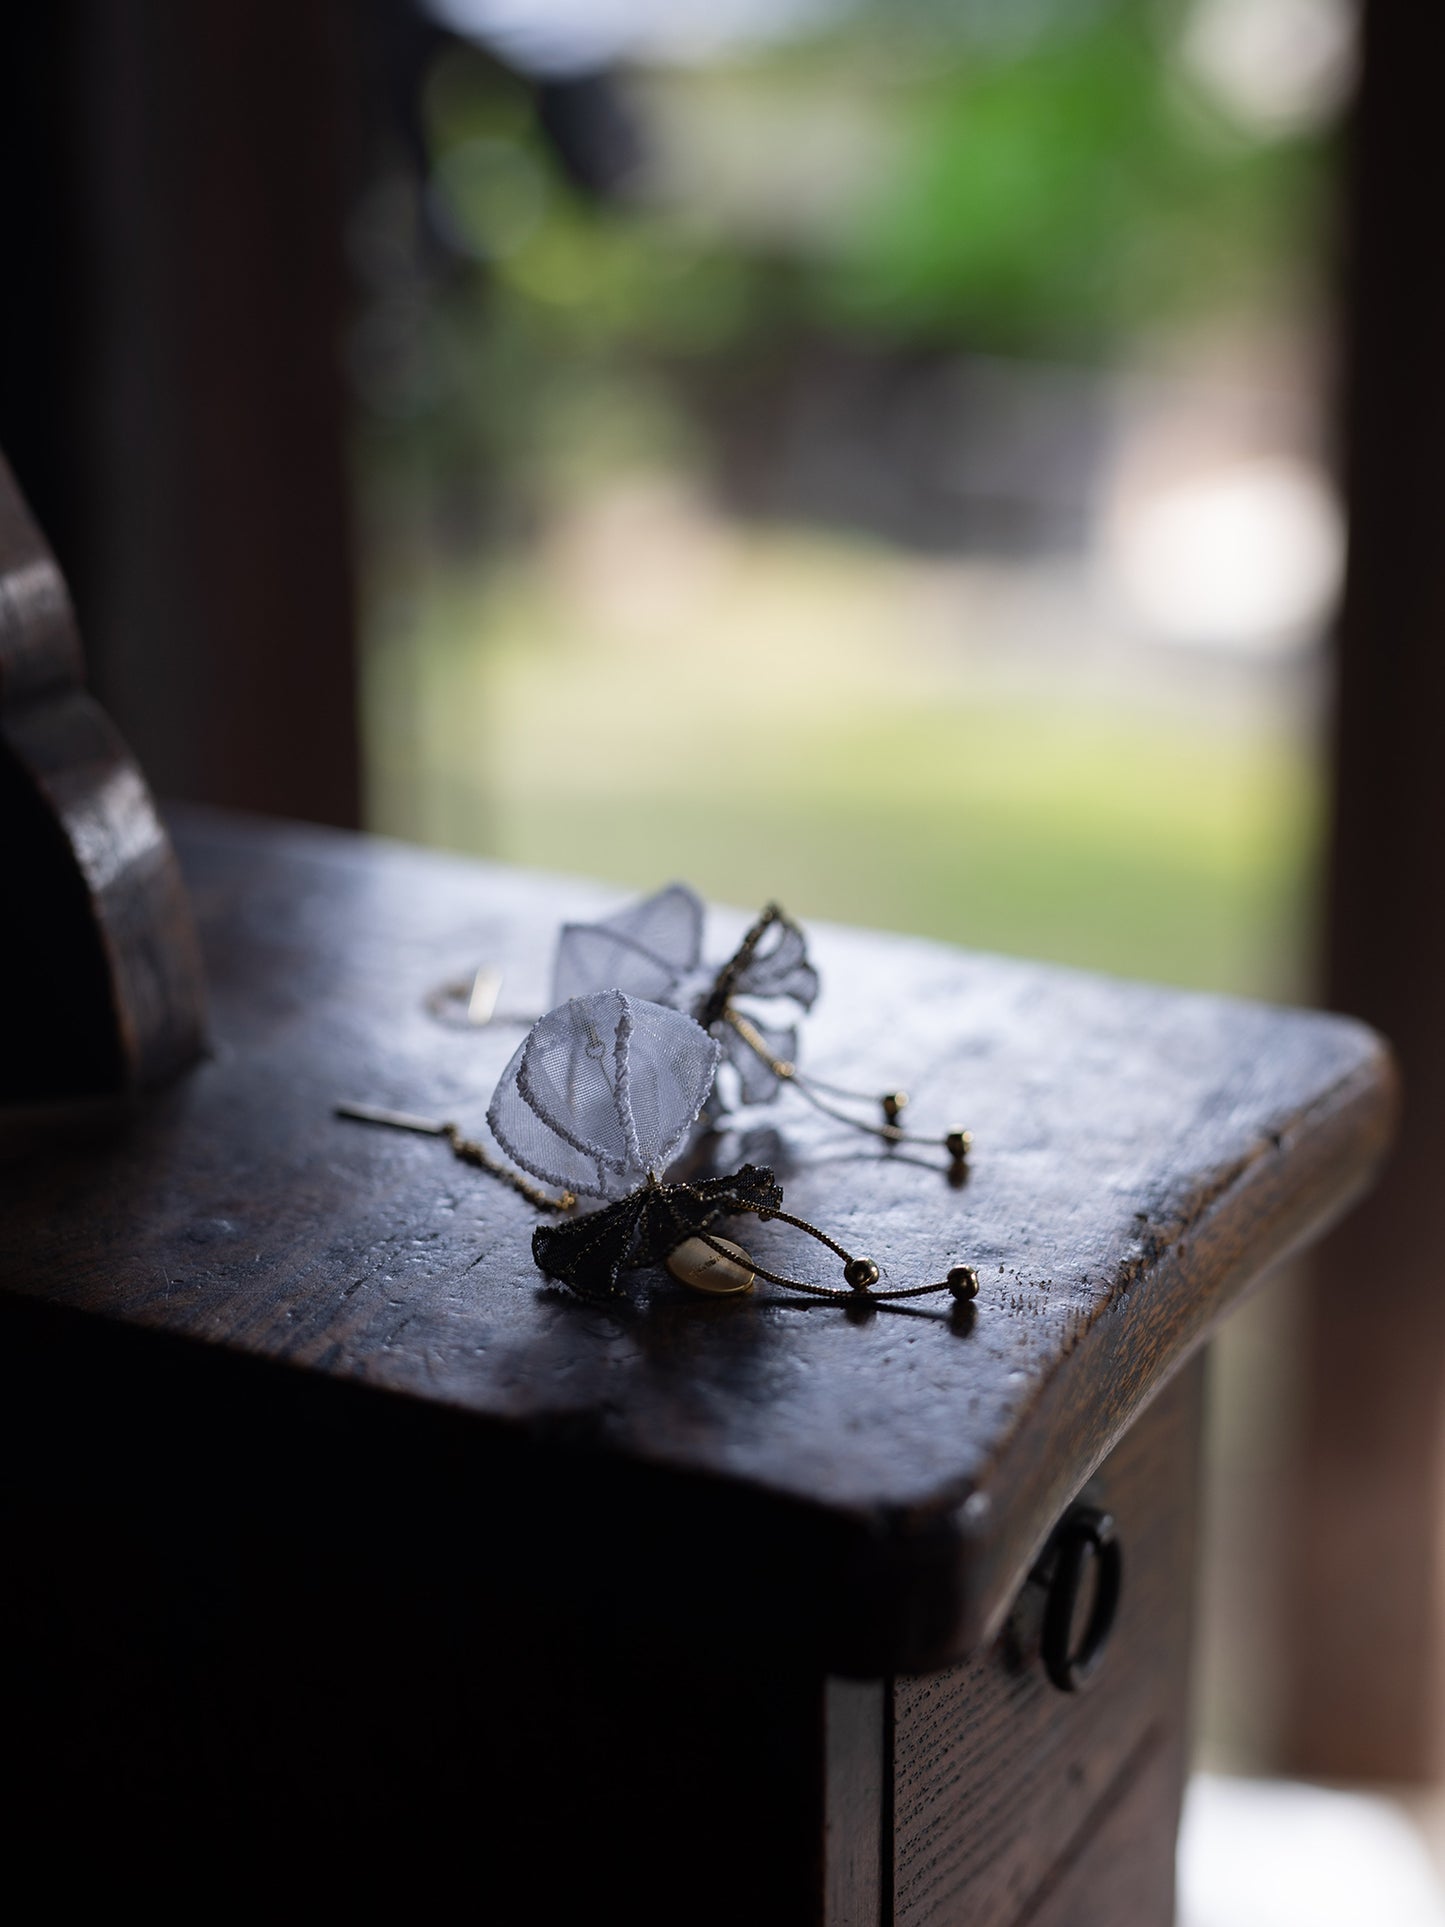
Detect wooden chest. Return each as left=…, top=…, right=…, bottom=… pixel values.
left=0, top=816, right=1392, bottom=1917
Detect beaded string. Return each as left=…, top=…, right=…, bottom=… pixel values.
left=720, top=1007, right=972, bottom=1162
left=334, top=1102, right=576, bottom=1213
left=659, top=1180, right=979, bottom=1304
left=696, top=1223, right=977, bottom=1303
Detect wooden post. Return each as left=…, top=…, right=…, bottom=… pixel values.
left=1281, top=0, right=1445, bottom=1781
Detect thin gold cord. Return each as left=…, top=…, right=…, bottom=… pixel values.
left=696, top=1228, right=961, bottom=1302
left=442, top=1126, right=576, bottom=1213
left=696, top=904, right=785, bottom=1028
left=722, top=1007, right=970, bottom=1156
left=334, top=1102, right=574, bottom=1213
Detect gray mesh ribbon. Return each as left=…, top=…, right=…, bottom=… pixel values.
left=487, top=989, right=720, bottom=1202
left=551, top=885, right=819, bottom=1106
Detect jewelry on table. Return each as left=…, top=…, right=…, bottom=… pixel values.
left=551, top=885, right=972, bottom=1165
left=340, top=990, right=981, bottom=1308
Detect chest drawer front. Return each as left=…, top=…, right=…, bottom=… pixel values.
left=892, top=1358, right=1203, bottom=1927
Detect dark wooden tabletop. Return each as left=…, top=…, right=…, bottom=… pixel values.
left=0, top=811, right=1394, bottom=1673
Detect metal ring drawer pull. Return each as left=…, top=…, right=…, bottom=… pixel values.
left=1041, top=1506, right=1122, bottom=1693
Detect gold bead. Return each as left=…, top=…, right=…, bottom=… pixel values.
left=844, top=1257, right=880, bottom=1291
left=947, top=1264, right=980, bottom=1302
left=881, top=1091, right=908, bottom=1124
left=945, top=1128, right=972, bottom=1162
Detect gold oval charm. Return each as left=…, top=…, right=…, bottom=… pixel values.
left=666, top=1235, right=755, bottom=1296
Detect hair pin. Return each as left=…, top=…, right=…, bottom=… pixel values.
left=340, top=990, right=980, bottom=1308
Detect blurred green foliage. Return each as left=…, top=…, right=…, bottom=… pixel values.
left=823, top=1, right=1325, bottom=348
left=356, top=0, right=1328, bottom=519
left=356, top=0, right=1330, bottom=1002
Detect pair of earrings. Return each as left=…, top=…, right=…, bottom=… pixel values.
left=341, top=982, right=980, bottom=1309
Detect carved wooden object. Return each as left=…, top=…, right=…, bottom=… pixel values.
left=0, top=452, right=205, bottom=1106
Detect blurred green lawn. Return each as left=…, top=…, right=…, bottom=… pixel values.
left=363, top=510, right=1318, bottom=1002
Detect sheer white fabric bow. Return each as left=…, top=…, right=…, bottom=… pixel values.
left=487, top=989, right=719, bottom=1202
left=551, top=884, right=818, bottom=1105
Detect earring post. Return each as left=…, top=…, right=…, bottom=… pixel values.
left=334, top=1101, right=451, bottom=1136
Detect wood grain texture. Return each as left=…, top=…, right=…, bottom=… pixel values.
left=826, top=1677, right=886, bottom=1925
left=0, top=811, right=1392, bottom=1673
left=1017, top=1742, right=1183, bottom=1927
left=892, top=1361, right=1201, bottom=1927
left=0, top=451, right=205, bottom=1101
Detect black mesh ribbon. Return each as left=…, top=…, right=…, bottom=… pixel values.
left=532, top=1162, right=783, bottom=1300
